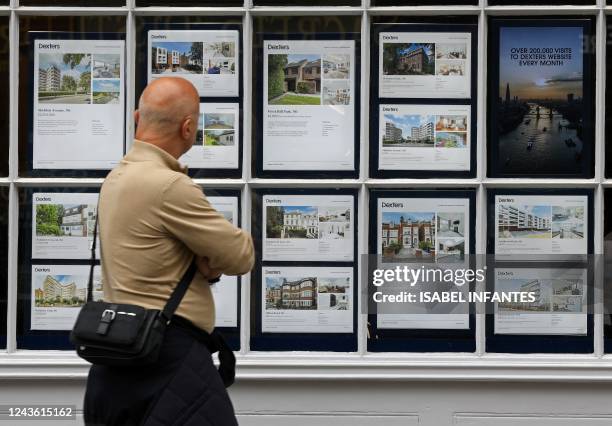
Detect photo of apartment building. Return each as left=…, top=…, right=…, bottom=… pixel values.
left=497, top=204, right=552, bottom=238
left=34, top=274, right=87, bottom=308
left=382, top=114, right=435, bottom=147
left=265, top=277, right=317, bottom=310
left=381, top=212, right=436, bottom=261
left=498, top=278, right=550, bottom=312
left=38, top=64, right=61, bottom=92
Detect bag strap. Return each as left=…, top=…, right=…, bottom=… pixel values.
left=87, top=200, right=197, bottom=323
left=86, top=206, right=98, bottom=303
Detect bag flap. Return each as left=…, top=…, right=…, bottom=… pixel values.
left=72, top=301, right=150, bottom=347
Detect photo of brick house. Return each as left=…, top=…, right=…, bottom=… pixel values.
left=265, top=276, right=317, bottom=310
left=381, top=212, right=436, bottom=261
left=382, top=42, right=435, bottom=76
left=268, top=53, right=321, bottom=105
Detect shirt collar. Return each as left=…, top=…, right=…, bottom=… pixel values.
left=125, top=139, right=188, bottom=174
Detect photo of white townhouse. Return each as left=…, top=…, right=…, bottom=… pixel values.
left=497, top=204, right=551, bottom=238
left=266, top=206, right=318, bottom=239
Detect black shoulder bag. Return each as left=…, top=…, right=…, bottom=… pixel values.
left=70, top=212, right=197, bottom=367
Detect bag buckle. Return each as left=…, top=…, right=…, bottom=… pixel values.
left=96, top=309, right=117, bottom=335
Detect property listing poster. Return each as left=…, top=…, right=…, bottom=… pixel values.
left=494, top=268, right=587, bottom=335
left=31, top=264, right=102, bottom=330
left=376, top=197, right=470, bottom=330
left=32, top=192, right=99, bottom=260
left=263, top=39, right=356, bottom=170
left=379, top=104, right=470, bottom=171
left=379, top=32, right=471, bottom=99
left=208, top=196, right=239, bottom=327
left=495, top=195, right=588, bottom=258
left=33, top=39, right=125, bottom=169
left=180, top=103, right=239, bottom=169
left=494, top=25, right=587, bottom=176
left=262, top=194, right=354, bottom=262
left=262, top=266, right=353, bottom=333
left=148, top=30, right=239, bottom=97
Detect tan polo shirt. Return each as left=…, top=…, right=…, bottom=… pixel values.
left=98, top=139, right=254, bottom=333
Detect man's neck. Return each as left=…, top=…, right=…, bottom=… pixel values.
left=135, top=134, right=183, bottom=159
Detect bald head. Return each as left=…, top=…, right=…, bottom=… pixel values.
left=135, top=77, right=200, bottom=158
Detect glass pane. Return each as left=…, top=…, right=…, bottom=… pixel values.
left=372, top=0, right=477, bottom=4
left=18, top=16, right=126, bottom=178
left=605, top=189, right=612, bottom=349
left=0, top=187, right=7, bottom=349
left=489, top=0, right=593, bottom=4
left=254, top=0, right=360, bottom=5
left=607, top=24, right=612, bottom=178
left=0, top=17, right=8, bottom=177
left=17, top=187, right=99, bottom=350
left=20, top=0, right=125, bottom=5
left=136, top=0, right=243, bottom=6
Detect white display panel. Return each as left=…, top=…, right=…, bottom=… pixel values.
left=494, top=268, right=587, bottom=336
left=262, top=194, right=354, bottom=262
left=379, top=32, right=471, bottom=99
left=495, top=195, right=588, bottom=259
left=208, top=196, right=239, bottom=328
left=378, top=104, right=470, bottom=171
left=180, top=102, right=239, bottom=170
left=32, top=192, right=99, bottom=260
left=31, top=264, right=102, bottom=331
left=33, top=39, right=125, bottom=170
left=262, top=39, right=356, bottom=170
left=147, top=30, right=239, bottom=97
left=262, top=266, right=353, bottom=333
left=376, top=197, right=470, bottom=330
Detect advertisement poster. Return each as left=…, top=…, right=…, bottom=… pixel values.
left=210, top=275, right=238, bottom=328
left=208, top=196, right=239, bottom=327
left=263, top=39, right=356, bottom=170
left=33, top=39, right=125, bottom=170
left=148, top=30, right=239, bottom=97
left=379, top=32, right=471, bottom=99
left=32, top=192, right=99, bottom=260
left=492, top=23, right=589, bottom=176
left=180, top=103, right=239, bottom=169
left=262, top=266, right=353, bottom=333
left=495, top=195, right=588, bottom=258
left=494, top=268, right=587, bottom=335
left=377, top=197, right=470, bottom=263
left=376, top=197, right=470, bottom=330
left=379, top=104, right=470, bottom=171
left=262, top=194, right=354, bottom=262
left=31, top=264, right=102, bottom=330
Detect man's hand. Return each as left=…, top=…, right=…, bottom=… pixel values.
left=196, top=256, right=222, bottom=282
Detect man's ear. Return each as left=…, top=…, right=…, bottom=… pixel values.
left=134, top=110, right=140, bottom=126
left=181, top=116, right=193, bottom=140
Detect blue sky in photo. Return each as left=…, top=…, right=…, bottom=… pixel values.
left=397, top=43, right=433, bottom=57
left=523, top=205, right=551, bottom=218
left=92, top=79, right=120, bottom=93
left=385, top=114, right=434, bottom=135
left=39, top=53, right=91, bottom=79
left=281, top=206, right=317, bottom=215
left=152, top=42, right=196, bottom=55
left=34, top=274, right=86, bottom=289
left=265, top=276, right=305, bottom=289
left=287, top=54, right=320, bottom=64
left=382, top=212, right=434, bottom=224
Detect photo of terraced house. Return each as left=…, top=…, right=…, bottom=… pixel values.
left=497, top=204, right=551, bottom=238
left=436, top=212, right=465, bottom=261
left=381, top=212, right=436, bottom=262
left=34, top=274, right=87, bottom=308
left=383, top=42, right=435, bottom=76
left=383, top=114, right=435, bottom=147
left=36, top=203, right=96, bottom=238
left=265, top=276, right=317, bottom=310
left=552, top=206, right=585, bottom=239
left=266, top=205, right=318, bottom=239
left=151, top=42, right=203, bottom=75
left=268, top=53, right=321, bottom=105
left=38, top=53, right=92, bottom=104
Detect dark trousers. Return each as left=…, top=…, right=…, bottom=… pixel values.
left=83, top=321, right=238, bottom=426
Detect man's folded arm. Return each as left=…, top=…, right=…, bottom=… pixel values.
left=160, top=175, right=255, bottom=276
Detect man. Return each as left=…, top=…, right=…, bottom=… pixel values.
left=84, top=77, right=254, bottom=426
